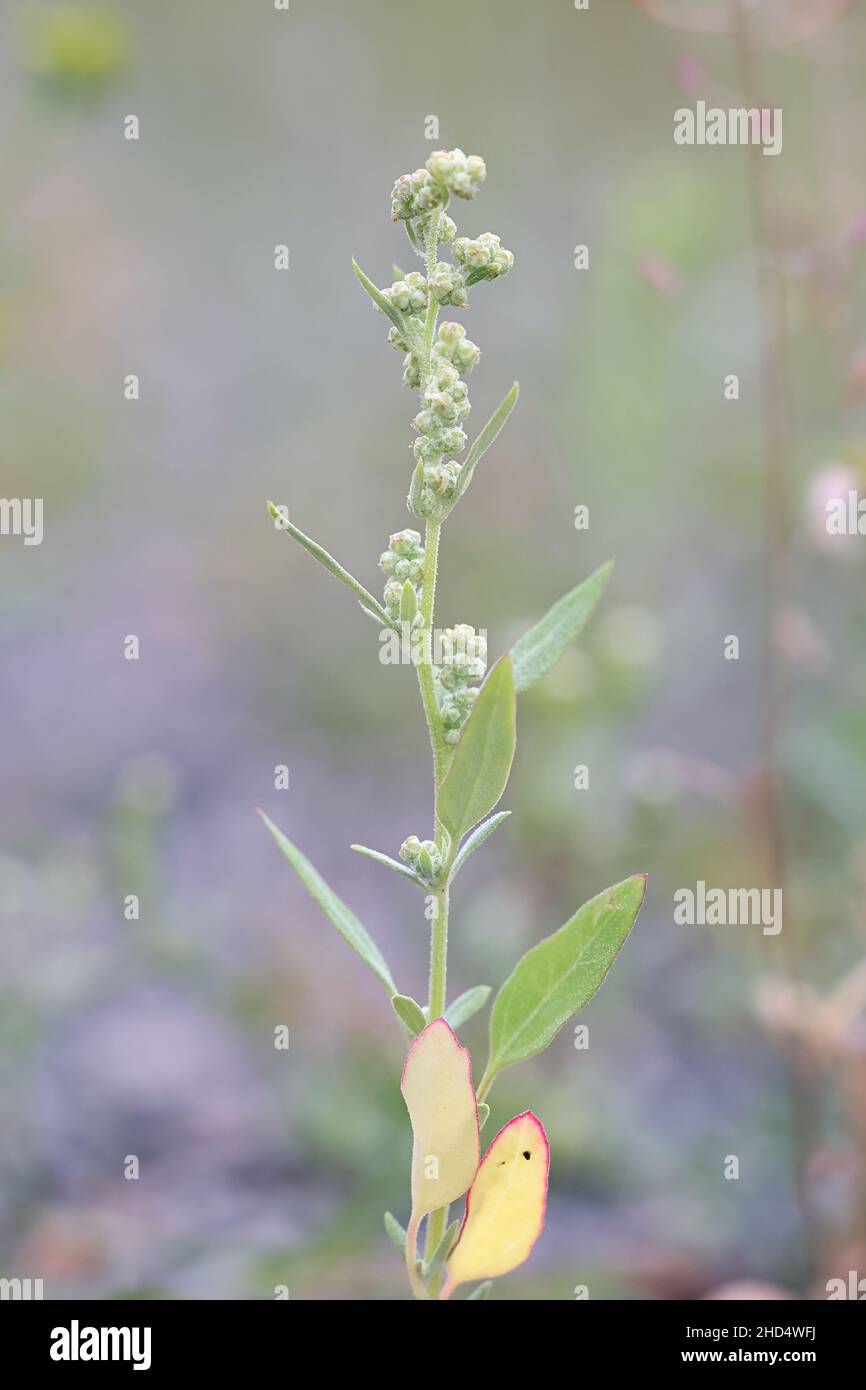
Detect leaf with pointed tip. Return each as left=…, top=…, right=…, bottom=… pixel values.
left=454, top=382, right=519, bottom=501
left=267, top=502, right=396, bottom=631
left=401, top=1019, right=480, bottom=1221
left=391, top=993, right=427, bottom=1037
left=400, top=579, right=418, bottom=625
left=511, top=560, right=612, bottom=694
left=445, top=986, right=492, bottom=1031
left=351, top=843, right=421, bottom=884
left=422, top=1218, right=460, bottom=1281
left=450, top=812, right=511, bottom=881
left=443, top=1112, right=549, bottom=1297
left=352, top=258, right=406, bottom=335
left=384, top=1211, right=407, bottom=1259
left=467, top=1281, right=493, bottom=1300
left=259, top=812, right=396, bottom=995
left=482, top=875, right=647, bottom=1091
left=437, top=657, right=516, bottom=845
left=477, top=1102, right=490, bottom=1131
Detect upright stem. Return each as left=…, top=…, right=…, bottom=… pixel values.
left=413, top=205, right=456, bottom=1288
left=732, top=0, right=819, bottom=1282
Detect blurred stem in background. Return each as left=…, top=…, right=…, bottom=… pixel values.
left=732, top=0, right=821, bottom=1281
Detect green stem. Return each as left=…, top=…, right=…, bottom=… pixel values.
left=421, top=209, right=441, bottom=390
left=415, top=520, right=447, bottom=788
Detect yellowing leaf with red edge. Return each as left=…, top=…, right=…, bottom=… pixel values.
left=400, top=1018, right=480, bottom=1222
left=441, top=1110, right=548, bottom=1297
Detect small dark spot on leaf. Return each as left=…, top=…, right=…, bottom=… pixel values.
left=522, top=1150, right=531, bottom=1160
left=497, top=1160, right=506, bottom=1166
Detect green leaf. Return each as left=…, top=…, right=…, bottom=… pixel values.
left=467, top=1280, right=493, bottom=1301
left=259, top=811, right=397, bottom=995
left=445, top=986, right=491, bottom=1031
left=437, top=656, right=516, bottom=844
left=400, top=579, right=418, bottom=626
left=510, top=560, right=612, bottom=694
left=391, top=993, right=427, bottom=1036
left=450, top=811, right=511, bottom=881
left=384, top=1211, right=407, bottom=1259
left=422, top=1218, right=460, bottom=1281
left=408, top=458, right=425, bottom=516
left=267, top=502, right=396, bottom=631
left=350, top=843, right=421, bottom=884
left=454, top=382, right=519, bottom=501
left=482, top=874, right=647, bottom=1091
left=352, top=258, right=406, bottom=335
left=477, top=1102, right=490, bottom=1131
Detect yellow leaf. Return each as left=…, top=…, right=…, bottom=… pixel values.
left=401, top=1018, right=480, bottom=1222
left=441, top=1110, right=549, bottom=1297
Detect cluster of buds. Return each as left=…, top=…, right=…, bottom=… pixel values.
left=382, top=270, right=428, bottom=317
left=435, top=624, right=488, bottom=744
left=399, top=319, right=480, bottom=392
left=453, top=232, right=514, bottom=283
left=379, top=529, right=425, bottom=623
left=432, top=320, right=481, bottom=374
left=399, top=835, right=443, bottom=883
left=427, top=261, right=468, bottom=307
left=390, top=149, right=486, bottom=225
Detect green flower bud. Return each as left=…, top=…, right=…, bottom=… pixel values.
left=383, top=579, right=405, bottom=620
left=383, top=270, right=428, bottom=315
left=380, top=528, right=425, bottom=586
left=438, top=213, right=457, bottom=243
left=399, top=834, right=422, bottom=863
left=402, top=352, right=421, bottom=388
left=417, top=840, right=442, bottom=881
left=428, top=262, right=469, bottom=307
left=454, top=232, right=514, bottom=281
left=440, top=686, right=478, bottom=729
left=390, top=167, right=448, bottom=222
left=425, top=148, right=486, bottom=201
left=390, top=529, right=423, bottom=557
left=433, top=321, right=481, bottom=373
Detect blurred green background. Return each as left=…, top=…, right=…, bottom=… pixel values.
left=2, top=0, right=866, bottom=1299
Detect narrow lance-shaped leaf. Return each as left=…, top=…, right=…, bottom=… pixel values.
left=259, top=811, right=397, bottom=995
left=454, top=382, right=519, bottom=501
left=384, top=1211, right=407, bottom=1259
left=401, top=1020, right=480, bottom=1223
left=444, top=986, right=491, bottom=1031
left=510, top=559, right=613, bottom=694
left=437, top=656, right=516, bottom=845
left=350, top=843, right=421, bottom=883
left=467, top=1281, right=493, bottom=1301
left=441, top=1111, right=549, bottom=1299
left=450, top=811, right=511, bottom=882
left=267, top=502, right=396, bottom=631
left=421, top=1217, right=460, bottom=1280
left=352, top=257, right=407, bottom=336
left=391, top=993, right=427, bottom=1037
left=481, top=874, right=647, bottom=1093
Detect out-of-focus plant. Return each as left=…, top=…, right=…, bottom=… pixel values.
left=260, top=148, right=647, bottom=1299
left=25, top=6, right=127, bottom=95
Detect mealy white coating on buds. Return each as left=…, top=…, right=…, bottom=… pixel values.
left=380, top=530, right=425, bottom=620
left=453, top=232, right=514, bottom=282
left=434, top=624, right=488, bottom=743
left=390, top=149, right=486, bottom=224
left=399, top=835, right=443, bottom=882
